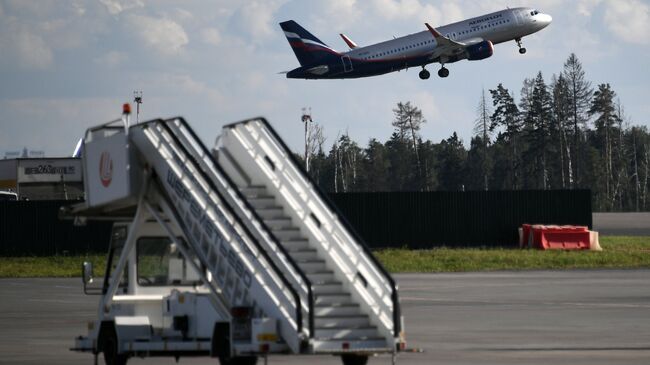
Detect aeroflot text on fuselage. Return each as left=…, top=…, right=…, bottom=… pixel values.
left=280, top=7, right=551, bottom=80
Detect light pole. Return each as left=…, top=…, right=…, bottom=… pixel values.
left=302, top=107, right=312, bottom=172
left=133, top=91, right=143, bottom=124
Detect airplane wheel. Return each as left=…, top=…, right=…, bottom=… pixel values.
left=419, top=69, right=430, bottom=80
left=438, top=67, right=449, bottom=78
left=519, top=47, right=527, bottom=54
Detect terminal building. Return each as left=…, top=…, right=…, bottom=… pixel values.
left=0, top=158, right=84, bottom=200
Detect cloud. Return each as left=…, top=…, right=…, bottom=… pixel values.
left=201, top=27, right=222, bottom=46
left=368, top=0, right=442, bottom=24
left=575, top=0, right=603, bottom=16
left=93, top=51, right=128, bottom=68
left=230, top=1, right=285, bottom=42
left=127, top=14, right=189, bottom=55
left=604, top=0, right=650, bottom=44
left=0, top=27, right=54, bottom=70
left=99, top=0, right=143, bottom=15
left=0, top=98, right=121, bottom=156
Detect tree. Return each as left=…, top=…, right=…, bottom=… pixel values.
left=522, top=72, right=554, bottom=189
left=437, top=132, right=467, bottom=191
left=392, top=102, right=426, bottom=185
left=465, top=136, right=492, bottom=190
left=474, top=89, right=492, bottom=190
left=551, top=74, right=574, bottom=187
left=385, top=132, right=417, bottom=190
left=361, top=139, right=390, bottom=191
left=490, top=84, right=522, bottom=189
left=563, top=53, right=593, bottom=187
left=589, top=83, right=621, bottom=209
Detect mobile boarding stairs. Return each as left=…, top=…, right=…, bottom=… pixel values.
left=72, top=115, right=404, bottom=364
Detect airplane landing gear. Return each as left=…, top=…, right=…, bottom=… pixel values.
left=516, top=37, right=527, bottom=54
left=419, top=68, right=430, bottom=80
left=438, top=66, right=449, bottom=78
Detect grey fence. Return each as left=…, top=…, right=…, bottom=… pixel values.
left=0, top=201, right=112, bottom=256
left=328, top=190, right=592, bottom=248
left=0, top=190, right=591, bottom=255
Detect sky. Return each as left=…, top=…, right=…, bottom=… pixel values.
left=1, top=0, right=649, bottom=157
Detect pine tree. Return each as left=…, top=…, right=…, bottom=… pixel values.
left=523, top=72, right=554, bottom=189
left=437, top=132, right=467, bottom=191
left=589, top=83, right=620, bottom=209
left=361, top=139, right=389, bottom=191
left=392, top=102, right=426, bottom=188
left=551, top=74, right=574, bottom=188
left=490, top=84, right=522, bottom=189
left=474, top=89, right=492, bottom=190
left=563, top=53, right=593, bottom=187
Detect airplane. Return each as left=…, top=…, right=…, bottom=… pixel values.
left=279, top=7, right=551, bottom=80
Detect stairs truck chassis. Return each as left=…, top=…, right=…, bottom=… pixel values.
left=69, top=113, right=404, bottom=365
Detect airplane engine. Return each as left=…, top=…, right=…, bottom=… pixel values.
left=466, top=40, right=494, bottom=61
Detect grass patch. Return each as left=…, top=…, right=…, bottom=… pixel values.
left=375, top=236, right=650, bottom=273
left=0, top=255, right=106, bottom=278
left=0, top=237, right=649, bottom=277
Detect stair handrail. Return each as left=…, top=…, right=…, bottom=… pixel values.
left=224, top=117, right=402, bottom=338
left=156, top=119, right=311, bottom=339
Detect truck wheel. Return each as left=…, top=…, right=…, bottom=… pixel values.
left=219, top=356, right=258, bottom=365
left=102, top=327, right=128, bottom=365
left=341, top=354, right=369, bottom=365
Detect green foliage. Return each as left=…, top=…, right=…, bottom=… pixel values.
left=302, top=54, right=650, bottom=211
left=1, top=238, right=648, bottom=277
left=0, top=255, right=106, bottom=278
left=375, top=236, right=650, bottom=273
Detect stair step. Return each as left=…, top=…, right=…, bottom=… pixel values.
left=282, top=239, right=310, bottom=251
left=314, top=326, right=379, bottom=339
left=311, top=338, right=390, bottom=353
left=306, top=272, right=336, bottom=284
left=315, top=293, right=352, bottom=305
left=263, top=218, right=293, bottom=230
left=297, top=260, right=327, bottom=273
left=314, top=304, right=361, bottom=316
left=313, top=282, right=343, bottom=294
left=256, top=207, right=284, bottom=219
left=315, top=315, right=369, bottom=328
left=241, top=186, right=267, bottom=198
left=290, top=249, right=319, bottom=261
left=248, top=197, right=276, bottom=209
left=272, top=228, right=303, bottom=241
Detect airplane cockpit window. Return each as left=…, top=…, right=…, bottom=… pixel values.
left=530, top=10, right=540, bottom=16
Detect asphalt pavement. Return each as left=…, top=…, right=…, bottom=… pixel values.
left=593, top=212, right=650, bottom=236
left=1, top=270, right=649, bottom=365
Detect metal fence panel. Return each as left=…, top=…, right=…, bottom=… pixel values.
left=0, top=201, right=111, bottom=256
left=328, top=190, right=592, bottom=248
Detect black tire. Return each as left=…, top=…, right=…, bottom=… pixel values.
left=418, top=69, right=430, bottom=80
left=519, top=47, right=527, bottom=54
left=341, top=354, right=369, bottom=365
left=438, top=68, right=449, bottom=78
left=101, top=326, right=128, bottom=365
left=219, top=356, right=258, bottom=365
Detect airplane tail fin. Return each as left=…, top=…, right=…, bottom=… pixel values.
left=279, top=20, right=339, bottom=66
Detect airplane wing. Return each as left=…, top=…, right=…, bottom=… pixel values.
left=424, top=23, right=483, bottom=61
left=339, top=33, right=357, bottom=49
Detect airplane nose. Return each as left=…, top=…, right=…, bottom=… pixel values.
left=539, top=13, right=552, bottom=27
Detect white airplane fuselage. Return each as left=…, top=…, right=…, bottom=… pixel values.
left=281, top=7, right=552, bottom=79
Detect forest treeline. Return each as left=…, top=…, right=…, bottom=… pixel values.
left=300, top=54, right=649, bottom=212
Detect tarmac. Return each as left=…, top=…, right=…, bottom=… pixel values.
left=1, top=270, right=649, bottom=365
left=593, top=212, right=650, bottom=236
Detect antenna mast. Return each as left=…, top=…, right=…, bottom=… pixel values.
left=301, top=107, right=312, bottom=172
left=133, top=91, right=143, bottom=124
